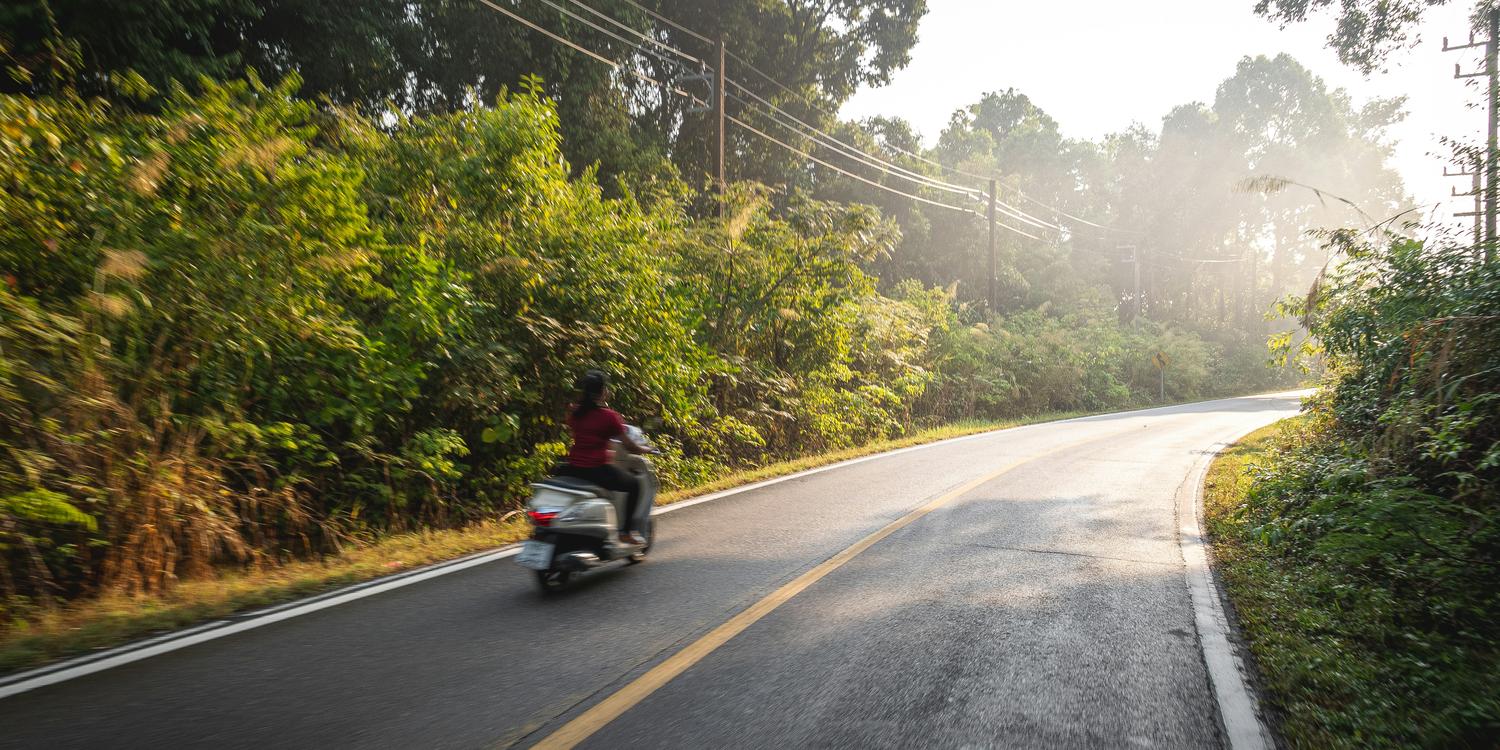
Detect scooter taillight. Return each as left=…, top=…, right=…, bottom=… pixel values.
left=527, top=510, right=559, bottom=527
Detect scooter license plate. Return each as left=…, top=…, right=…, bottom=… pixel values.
left=515, top=541, right=555, bottom=570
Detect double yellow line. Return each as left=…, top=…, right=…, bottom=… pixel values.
left=532, top=435, right=1100, bottom=749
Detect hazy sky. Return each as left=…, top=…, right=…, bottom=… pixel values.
left=841, top=1, right=1483, bottom=231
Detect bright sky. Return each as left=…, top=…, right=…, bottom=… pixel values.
left=841, top=0, right=1484, bottom=231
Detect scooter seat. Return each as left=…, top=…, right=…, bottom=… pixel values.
left=536, top=475, right=608, bottom=496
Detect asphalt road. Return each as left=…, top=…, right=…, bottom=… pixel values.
left=0, top=393, right=1302, bottom=749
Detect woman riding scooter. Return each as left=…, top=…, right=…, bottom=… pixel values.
left=558, top=370, right=651, bottom=544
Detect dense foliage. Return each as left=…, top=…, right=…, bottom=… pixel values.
left=1214, top=233, right=1499, bottom=746
left=0, top=0, right=927, bottom=188
left=0, top=71, right=1296, bottom=606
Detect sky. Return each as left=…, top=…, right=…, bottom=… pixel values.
left=841, top=0, right=1485, bottom=231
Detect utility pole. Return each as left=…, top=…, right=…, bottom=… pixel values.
left=1488, top=7, right=1497, bottom=258
left=714, top=36, right=727, bottom=217
left=1446, top=11, right=1499, bottom=261
left=1119, top=244, right=1140, bottom=323
left=1474, top=155, right=1483, bottom=249
left=1449, top=160, right=1483, bottom=253
left=987, top=179, right=997, bottom=311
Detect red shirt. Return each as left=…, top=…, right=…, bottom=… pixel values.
left=566, top=406, right=626, bottom=468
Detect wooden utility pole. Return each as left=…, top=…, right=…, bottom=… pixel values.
left=1450, top=159, right=1482, bottom=253
left=1119, top=244, right=1140, bottom=323
left=713, top=36, right=727, bottom=216
left=1487, top=8, right=1498, bottom=260
left=987, top=179, right=997, bottom=311
left=1475, top=156, right=1484, bottom=249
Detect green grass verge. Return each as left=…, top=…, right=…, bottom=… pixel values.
left=1, top=412, right=1088, bottom=675
left=1204, top=417, right=1497, bottom=748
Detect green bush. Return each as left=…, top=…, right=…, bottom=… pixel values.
left=1221, top=234, right=1500, bottom=746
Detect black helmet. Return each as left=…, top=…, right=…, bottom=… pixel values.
left=576, top=369, right=608, bottom=395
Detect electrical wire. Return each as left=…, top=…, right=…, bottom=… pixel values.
left=562, top=0, right=705, bottom=66
left=732, top=85, right=1062, bottom=231
left=613, top=0, right=713, bottom=44
left=725, top=50, right=990, bottom=182
left=724, top=77, right=1062, bottom=232
left=725, top=82, right=1062, bottom=233
left=727, top=115, right=1042, bottom=240
left=603, top=0, right=1126, bottom=236
left=727, top=50, right=1132, bottom=235
left=727, top=95, right=979, bottom=202
left=725, top=82, right=983, bottom=198
left=531, top=0, right=699, bottom=77
left=475, top=0, right=704, bottom=106
left=1012, top=191, right=1142, bottom=235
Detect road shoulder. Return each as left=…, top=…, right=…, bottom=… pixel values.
left=1178, top=422, right=1279, bottom=750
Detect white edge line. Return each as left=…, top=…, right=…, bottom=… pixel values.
left=1, top=391, right=1307, bottom=700
left=0, top=546, right=520, bottom=700
left=1177, top=424, right=1284, bottom=750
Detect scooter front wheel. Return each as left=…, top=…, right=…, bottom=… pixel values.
left=534, top=569, right=571, bottom=592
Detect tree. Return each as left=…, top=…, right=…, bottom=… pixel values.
left=1253, top=0, right=1456, bottom=73
left=1, top=0, right=927, bottom=191
left=0, top=0, right=259, bottom=95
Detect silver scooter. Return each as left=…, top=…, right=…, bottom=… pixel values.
left=515, top=426, right=658, bottom=591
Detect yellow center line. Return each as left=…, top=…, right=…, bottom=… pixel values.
left=530, top=435, right=1101, bottom=749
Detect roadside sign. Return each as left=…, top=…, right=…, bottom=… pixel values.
left=1152, top=351, right=1170, bottom=402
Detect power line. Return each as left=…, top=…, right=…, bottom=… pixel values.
left=723, top=91, right=1050, bottom=237
left=727, top=116, right=971, bottom=215
left=725, top=80, right=1062, bottom=232
left=1012, top=191, right=1140, bottom=235
left=559, top=0, right=705, bottom=66
left=724, top=54, right=1130, bottom=234
left=532, top=0, right=698, bottom=77
left=725, top=82, right=982, bottom=199
left=475, top=0, right=703, bottom=106
left=725, top=49, right=993, bottom=184
left=720, top=53, right=1074, bottom=233
left=726, top=115, right=1042, bottom=240
left=597, top=0, right=1126, bottom=236
left=726, top=92, right=980, bottom=201
left=727, top=90, right=1054, bottom=236
left=614, top=0, right=712, bottom=44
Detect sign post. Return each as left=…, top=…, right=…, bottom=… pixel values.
left=1151, top=351, right=1171, bottom=402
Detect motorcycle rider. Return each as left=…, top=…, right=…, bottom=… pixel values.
left=558, top=370, right=650, bottom=544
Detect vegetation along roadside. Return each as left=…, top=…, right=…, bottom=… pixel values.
left=1206, top=411, right=1498, bottom=747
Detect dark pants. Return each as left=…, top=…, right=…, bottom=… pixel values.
left=559, top=464, right=642, bottom=533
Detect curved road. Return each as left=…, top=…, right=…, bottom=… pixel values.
left=0, top=393, right=1301, bottom=749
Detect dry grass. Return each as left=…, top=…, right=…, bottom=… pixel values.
left=0, top=409, right=1084, bottom=674
left=1202, top=421, right=1286, bottom=524
left=0, top=516, right=530, bottom=672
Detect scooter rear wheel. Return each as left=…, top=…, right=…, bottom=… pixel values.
left=534, top=569, right=571, bottom=591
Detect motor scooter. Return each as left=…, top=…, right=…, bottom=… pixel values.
left=516, top=426, right=658, bottom=591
